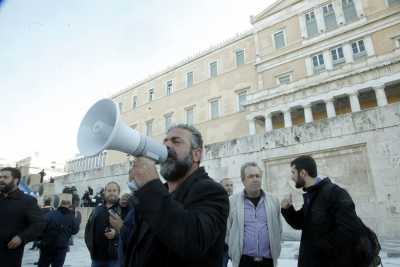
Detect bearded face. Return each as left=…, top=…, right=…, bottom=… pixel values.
left=291, top=165, right=305, bottom=189
left=294, top=174, right=306, bottom=188
left=160, top=148, right=193, bottom=182
left=104, top=183, right=120, bottom=205
left=0, top=171, right=17, bottom=194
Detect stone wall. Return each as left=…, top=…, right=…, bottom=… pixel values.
left=202, top=102, right=400, bottom=240
left=54, top=103, right=400, bottom=240
left=54, top=162, right=131, bottom=197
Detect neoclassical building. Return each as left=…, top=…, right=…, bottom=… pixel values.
left=59, top=0, right=400, bottom=240
left=98, top=0, right=400, bottom=166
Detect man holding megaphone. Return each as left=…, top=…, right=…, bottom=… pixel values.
left=123, top=124, right=229, bottom=267
left=78, top=99, right=229, bottom=267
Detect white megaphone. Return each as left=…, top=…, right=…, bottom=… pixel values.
left=77, top=98, right=168, bottom=162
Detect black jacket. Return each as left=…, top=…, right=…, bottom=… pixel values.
left=85, top=203, right=121, bottom=261
left=41, top=206, right=80, bottom=250
left=125, top=167, right=229, bottom=267
left=0, top=189, right=46, bottom=267
left=281, top=178, right=368, bottom=267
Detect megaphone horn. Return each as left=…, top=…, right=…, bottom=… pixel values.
left=77, top=98, right=168, bottom=163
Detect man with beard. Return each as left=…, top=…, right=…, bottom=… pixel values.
left=226, top=162, right=282, bottom=267
left=220, top=178, right=234, bottom=197
left=0, top=167, right=45, bottom=267
left=125, top=124, right=229, bottom=267
left=85, top=182, right=121, bottom=267
left=281, top=155, right=372, bottom=267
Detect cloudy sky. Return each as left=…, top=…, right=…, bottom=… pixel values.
left=0, top=0, right=274, bottom=164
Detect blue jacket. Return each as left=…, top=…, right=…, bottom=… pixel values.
left=42, top=206, right=80, bottom=249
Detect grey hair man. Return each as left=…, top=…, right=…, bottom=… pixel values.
left=226, top=162, right=282, bottom=267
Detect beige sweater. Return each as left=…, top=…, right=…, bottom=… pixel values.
left=226, top=191, right=282, bottom=267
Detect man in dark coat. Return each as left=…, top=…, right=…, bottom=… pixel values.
left=281, top=155, right=370, bottom=267
left=125, top=124, right=229, bottom=267
left=85, top=182, right=121, bottom=267
left=0, top=167, right=46, bottom=267
left=37, top=194, right=80, bottom=267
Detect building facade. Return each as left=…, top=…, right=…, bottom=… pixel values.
left=56, top=0, right=400, bottom=240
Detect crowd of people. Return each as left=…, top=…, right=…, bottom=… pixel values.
left=0, top=124, right=381, bottom=267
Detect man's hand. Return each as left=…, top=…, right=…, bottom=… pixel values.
left=109, top=213, right=124, bottom=232
left=104, top=228, right=117, bottom=240
left=281, top=194, right=293, bottom=209
left=7, top=236, right=22, bottom=249
left=132, top=157, right=159, bottom=188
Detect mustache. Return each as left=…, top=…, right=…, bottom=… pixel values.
left=166, top=148, right=178, bottom=160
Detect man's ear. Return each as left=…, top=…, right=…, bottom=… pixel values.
left=192, top=148, right=202, bottom=163
left=299, top=169, right=307, bottom=178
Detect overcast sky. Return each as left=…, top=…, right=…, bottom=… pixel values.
left=0, top=0, right=274, bottom=164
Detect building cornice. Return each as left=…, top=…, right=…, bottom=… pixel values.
left=247, top=53, right=400, bottom=108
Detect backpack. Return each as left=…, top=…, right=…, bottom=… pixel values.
left=357, top=220, right=382, bottom=267
left=321, top=182, right=382, bottom=267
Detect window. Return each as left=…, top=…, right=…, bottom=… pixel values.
left=305, top=11, right=319, bottom=38
left=236, top=49, right=245, bottom=66
left=274, top=30, right=286, bottom=49
left=185, top=107, right=194, bottom=125
left=351, top=39, right=367, bottom=59
left=394, top=37, right=400, bottom=48
left=323, top=3, right=337, bottom=31
left=132, top=96, right=138, bottom=109
left=118, top=102, right=123, bottom=112
left=166, top=80, right=173, bottom=96
left=237, top=91, right=247, bottom=111
left=342, top=0, right=358, bottom=23
left=331, top=46, right=345, bottom=65
left=210, top=61, right=218, bottom=78
left=210, top=99, right=220, bottom=119
left=387, top=0, right=400, bottom=6
left=149, top=88, right=154, bottom=102
left=186, top=72, right=193, bottom=88
left=145, top=120, right=153, bottom=136
left=277, top=73, right=292, bottom=85
left=312, top=53, right=325, bottom=73
left=164, top=113, right=173, bottom=132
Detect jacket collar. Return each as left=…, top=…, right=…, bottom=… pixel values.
left=0, top=188, right=23, bottom=200
left=303, top=177, right=331, bottom=194
left=171, top=167, right=208, bottom=201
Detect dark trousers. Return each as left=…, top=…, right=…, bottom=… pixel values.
left=38, top=248, right=68, bottom=267
left=239, top=255, right=274, bottom=267
left=222, top=243, right=229, bottom=267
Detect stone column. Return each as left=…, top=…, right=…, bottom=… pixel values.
left=325, top=98, right=336, bottom=118
left=349, top=92, right=361, bottom=112
left=314, top=6, right=325, bottom=34
left=257, top=74, right=264, bottom=90
left=265, top=113, right=273, bottom=132
left=248, top=118, right=256, bottom=135
left=343, top=43, right=354, bottom=63
left=374, top=85, right=388, bottom=106
left=304, top=104, right=314, bottom=123
left=283, top=109, right=292, bottom=128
